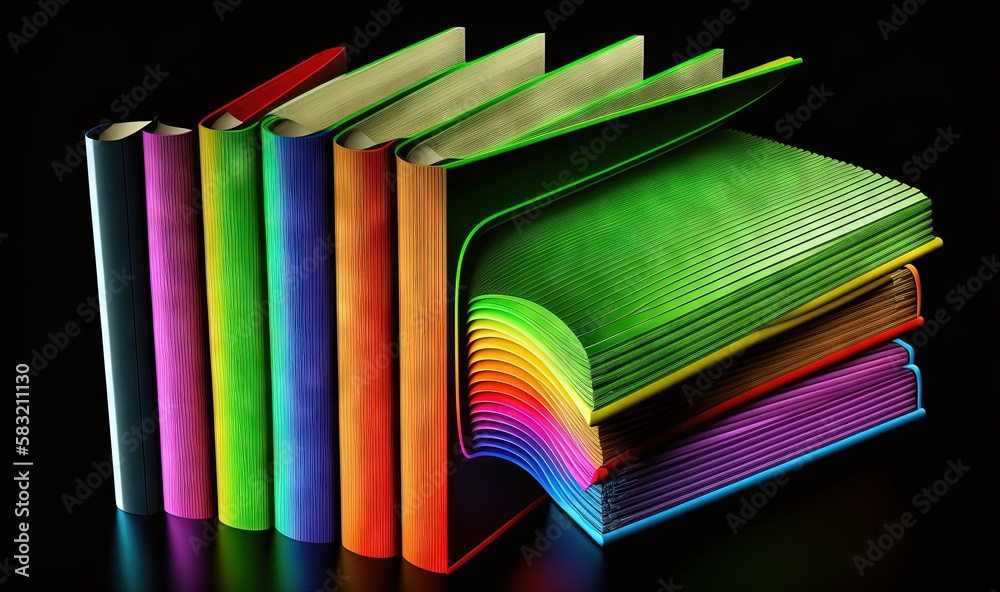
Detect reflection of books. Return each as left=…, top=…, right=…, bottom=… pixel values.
left=394, top=39, right=810, bottom=573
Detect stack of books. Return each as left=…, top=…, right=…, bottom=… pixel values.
left=84, top=28, right=940, bottom=575
left=459, top=130, right=932, bottom=544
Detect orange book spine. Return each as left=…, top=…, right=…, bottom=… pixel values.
left=396, top=157, right=449, bottom=573
left=334, top=142, right=400, bottom=557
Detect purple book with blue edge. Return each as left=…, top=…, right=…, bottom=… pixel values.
left=473, top=339, right=923, bottom=544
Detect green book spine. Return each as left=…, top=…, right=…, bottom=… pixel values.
left=199, top=123, right=272, bottom=530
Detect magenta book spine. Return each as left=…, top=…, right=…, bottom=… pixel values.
left=143, top=128, right=215, bottom=519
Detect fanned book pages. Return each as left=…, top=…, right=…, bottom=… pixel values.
left=259, top=28, right=470, bottom=544
left=197, top=47, right=347, bottom=531
left=85, top=120, right=162, bottom=516
left=330, top=33, right=546, bottom=557
left=393, top=40, right=807, bottom=573
left=470, top=263, right=924, bottom=489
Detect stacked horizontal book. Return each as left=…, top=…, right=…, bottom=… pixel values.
left=461, top=130, right=935, bottom=543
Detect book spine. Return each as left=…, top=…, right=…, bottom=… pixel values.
left=261, top=127, right=336, bottom=543
left=397, top=157, right=450, bottom=573
left=85, top=124, right=162, bottom=515
left=334, top=142, right=399, bottom=556
left=143, top=129, right=215, bottom=519
left=199, top=124, right=272, bottom=530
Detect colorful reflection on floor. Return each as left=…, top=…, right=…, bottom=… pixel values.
left=108, top=464, right=913, bottom=592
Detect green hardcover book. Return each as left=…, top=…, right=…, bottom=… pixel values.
left=463, top=132, right=938, bottom=541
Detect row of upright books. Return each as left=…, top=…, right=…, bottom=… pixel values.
left=85, top=28, right=940, bottom=573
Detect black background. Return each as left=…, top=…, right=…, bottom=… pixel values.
left=3, top=1, right=998, bottom=590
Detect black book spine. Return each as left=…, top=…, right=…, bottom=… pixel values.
left=85, top=121, right=162, bottom=515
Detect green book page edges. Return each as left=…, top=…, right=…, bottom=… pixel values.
left=526, top=48, right=726, bottom=136
left=424, top=52, right=799, bottom=168
left=404, top=36, right=645, bottom=166
left=469, top=130, right=936, bottom=411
